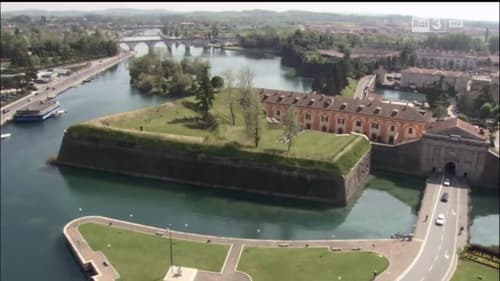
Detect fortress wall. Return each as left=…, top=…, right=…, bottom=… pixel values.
left=56, top=134, right=370, bottom=205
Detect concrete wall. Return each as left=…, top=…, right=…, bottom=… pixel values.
left=56, top=134, right=370, bottom=206
left=479, top=151, right=500, bottom=189
left=371, top=140, right=423, bottom=176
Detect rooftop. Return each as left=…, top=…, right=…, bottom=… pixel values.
left=426, top=118, right=489, bottom=141
left=258, top=88, right=430, bottom=123
left=401, top=67, right=467, bottom=78
left=318, top=48, right=400, bottom=59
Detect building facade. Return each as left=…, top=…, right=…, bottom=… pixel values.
left=400, top=67, right=470, bottom=94
left=258, top=89, right=431, bottom=145
left=415, top=49, right=489, bottom=72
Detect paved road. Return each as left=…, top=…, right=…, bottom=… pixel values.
left=354, top=75, right=375, bottom=100
left=0, top=51, right=135, bottom=126
left=398, top=175, right=468, bottom=281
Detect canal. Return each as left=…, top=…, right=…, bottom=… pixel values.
left=0, top=44, right=496, bottom=281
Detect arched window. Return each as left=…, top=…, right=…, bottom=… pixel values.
left=356, top=120, right=362, bottom=127
left=305, top=113, right=312, bottom=120
left=408, top=127, right=413, bottom=134
left=322, top=126, right=327, bottom=132
left=276, top=110, right=281, bottom=116
left=390, top=125, right=395, bottom=132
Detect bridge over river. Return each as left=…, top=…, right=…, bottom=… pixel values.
left=117, top=34, right=241, bottom=53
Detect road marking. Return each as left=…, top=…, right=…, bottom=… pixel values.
left=443, top=181, right=462, bottom=281
left=396, top=175, right=444, bottom=281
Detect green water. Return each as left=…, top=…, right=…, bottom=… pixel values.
left=0, top=44, right=493, bottom=281
left=376, top=88, right=427, bottom=103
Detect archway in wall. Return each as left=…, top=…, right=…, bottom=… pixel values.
left=444, top=162, right=456, bottom=177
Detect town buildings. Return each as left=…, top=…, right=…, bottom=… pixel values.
left=414, top=48, right=490, bottom=72
left=400, top=67, right=470, bottom=94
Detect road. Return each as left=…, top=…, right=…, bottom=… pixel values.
left=0, top=50, right=135, bottom=126
left=353, top=75, right=375, bottom=100
left=398, top=175, right=465, bottom=281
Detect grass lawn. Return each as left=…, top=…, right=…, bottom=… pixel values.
left=340, top=77, right=359, bottom=98
left=87, top=88, right=370, bottom=175
left=451, top=259, right=499, bottom=281
left=79, top=223, right=230, bottom=281
left=366, top=171, right=426, bottom=212
left=237, top=247, right=389, bottom=281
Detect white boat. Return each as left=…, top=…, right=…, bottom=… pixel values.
left=1, top=133, right=12, bottom=139
left=52, top=109, right=66, bottom=117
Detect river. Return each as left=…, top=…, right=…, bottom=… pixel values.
left=0, top=43, right=496, bottom=281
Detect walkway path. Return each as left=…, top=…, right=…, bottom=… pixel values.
left=65, top=216, right=422, bottom=281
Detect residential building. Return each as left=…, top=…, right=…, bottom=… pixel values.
left=415, top=48, right=489, bottom=72
left=400, top=67, right=470, bottom=94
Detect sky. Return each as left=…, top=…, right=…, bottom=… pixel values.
left=1, top=2, right=499, bottom=22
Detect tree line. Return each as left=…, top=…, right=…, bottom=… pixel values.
left=1, top=28, right=118, bottom=69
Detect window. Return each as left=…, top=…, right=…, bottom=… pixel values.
left=409, top=127, right=413, bottom=134
left=337, top=128, right=343, bottom=134
left=371, top=133, right=377, bottom=140
left=388, top=135, right=395, bottom=144
left=371, top=122, right=379, bottom=129
left=337, top=118, right=345, bottom=125
left=276, top=110, right=281, bottom=116
left=321, top=126, right=327, bottom=132
left=306, top=123, right=311, bottom=129
left=305, top=113, right=312, bottom=120
left=356, top=120, right=362, bottom=127
left=390, top=125, right=395, bottom=132
left=321, top=115, right=329, bottom=122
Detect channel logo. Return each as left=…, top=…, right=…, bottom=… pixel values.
left=411, top=17, right=464, bottom=33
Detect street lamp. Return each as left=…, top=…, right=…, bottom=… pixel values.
left=167, top=224, right=174, bottom=268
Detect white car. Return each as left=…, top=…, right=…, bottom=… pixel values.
left=436, top=214, right=445, bottom=226
left=443, top=178, right=451, bottom=186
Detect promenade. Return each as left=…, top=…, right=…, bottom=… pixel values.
left=0, top=50, right=136, bottom=126
left=64, top=216, right=422, bottom=281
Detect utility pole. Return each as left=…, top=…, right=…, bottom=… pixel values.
left=168, top=225, right=174, bottom=267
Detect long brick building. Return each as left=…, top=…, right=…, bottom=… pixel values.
left=258, top=88, right=432, bottom=144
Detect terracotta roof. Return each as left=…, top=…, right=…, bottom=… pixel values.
left=318, top=48, right=399, bottom=59
left=257, top=88, right=429, bottom=123
left=401, top=67, right=466, bottom=78
left=426, top=118, right=489, bottom=141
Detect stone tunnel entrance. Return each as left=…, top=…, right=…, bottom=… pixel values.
left=444, top=162, right=456, bottom=177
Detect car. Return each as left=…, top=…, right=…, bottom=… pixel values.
left=435, top=214, right=445, bottom=226
left=441, top=192, right=449, bottom=203
left=443, top=178, right=451, bottom=186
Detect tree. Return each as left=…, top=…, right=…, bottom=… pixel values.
left=432, top=105, right=448, bottom=120
left=238, top=67, right=262, bottom=147
left=480, top=102, right=493, bottom=119
left=194, top=64, right=215, bottom=121
left=210, top=75, right=224, bottom=89
left=222, top=69, right=236, bottom=126
left=283, top=105, right=300, bottom=152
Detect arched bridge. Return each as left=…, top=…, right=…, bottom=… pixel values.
left=117, top=34, right=241, bottom=53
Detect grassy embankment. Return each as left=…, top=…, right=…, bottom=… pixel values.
left=79, top=222, right=390, bottom=281
left=238, top=246, right=389, bottom=281
left=69, top=89, right=370, bottom=177
left=79, top=223, right=229, bottom=281
left=340, top=77, right=359, bottom=98
left=451, top=259, right=499, bottom=281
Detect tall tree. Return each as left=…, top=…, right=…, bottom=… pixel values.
left=283, top=105, right=300, bottom=152
left=194, top=64, right=215, bottom=122
left=222, top=69, right=236, bottom=126
left=238, top=67, right=262, bottom=147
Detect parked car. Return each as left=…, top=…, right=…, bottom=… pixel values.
left=435, top=214, right=445, bottom=226
left=441, top=192, right=449, bottom=203
left=443, top=178, right=451, bottom=186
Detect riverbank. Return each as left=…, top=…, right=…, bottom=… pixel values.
left=0, top=50, right=136, bottom=126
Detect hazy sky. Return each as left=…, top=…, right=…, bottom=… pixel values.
left=1, top=2, right=499, bottom=22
